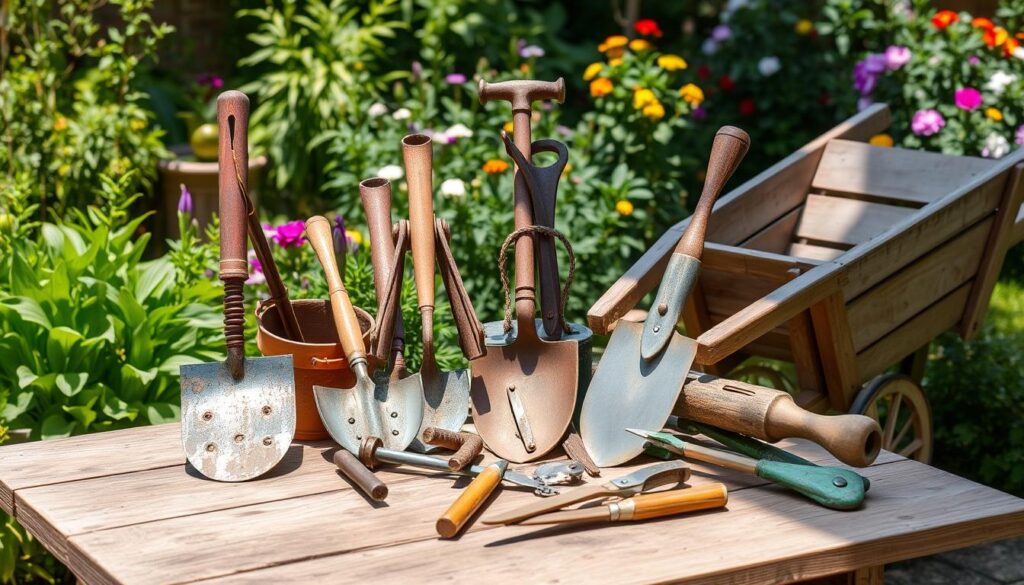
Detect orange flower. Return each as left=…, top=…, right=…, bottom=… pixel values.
left=590, top=77, right=613, bottom=97
left=986, top=107, right=1004, bottom=121
left=868, top=134, right=894, bottom=147
left=932, top=10, right=958, bottom=30
left=1004, top=37, right=1021, bottom=56
left=606, top=46, right=625, bottom=60
left=972, top=17, right=994, bottom=30
left=984, top=26, right=1009, bottom=47
left=483, top=159, right=509, bottom=174
left=598, top=35, right=629, bottom=53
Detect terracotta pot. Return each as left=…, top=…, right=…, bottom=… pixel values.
left=257, top=298, right=375, bottom=440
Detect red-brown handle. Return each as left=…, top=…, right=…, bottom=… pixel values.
left=217, top=91, right=250, bottom=379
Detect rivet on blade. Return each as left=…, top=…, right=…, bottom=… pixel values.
left=348, top=417, right=356, bottom=424
left=205, top=443, right=216, bottom=452
left=833, top=476, right=848, bottom=488
left=390, top=412, right=398, bottom=418
left=202, top=411, right=213, bottom=421
left=262, top=405, right=272, bottom=416
left=653, top=325, right=661, bottom=333
left=392, top=430, right=399, bottom=436
left=262, top=436, right=273, bottom=446
left=234, top=434, right=244, bottom=443
left=657, top=303, right=668, bottom=315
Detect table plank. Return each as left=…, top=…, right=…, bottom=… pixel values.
left=0, top=423, right=182, bottom=514
left=205, top=460, right=1024, bottom=585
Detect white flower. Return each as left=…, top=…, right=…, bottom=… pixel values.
left=440, top=178, right=467, bottom=198
left=377, top=165, right=404, bottom=180
left=701, top=38, right=719, bottom=56
left=985, top=70, right=1018, bottom=96
left=721, top=0, right=749, bottom=20
left=981, top=133, right=1011, bottom=159
left=445, top=123, right=473, bottom=139
left=758, top=56, right=781, bottom=77
left=392, top=108, right=411, bottom=120
left=368, top=103, right=388, bottom=117
left=1015, top=46, right=1024, bottom=60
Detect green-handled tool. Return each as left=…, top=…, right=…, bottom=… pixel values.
left=666, top=416, right=870, bottom=491
left=627, top=428, right=865, bottom=510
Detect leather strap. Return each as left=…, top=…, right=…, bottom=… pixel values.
left=435, top=218, right=486, bottom=360
left=562, top=432, right=601, bottom=477
left=372, top=220, right=410, bottom=362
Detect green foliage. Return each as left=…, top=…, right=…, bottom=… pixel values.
left=0, top=0, right=172, bottom=217
left=0, top=512, right=69, bottom=584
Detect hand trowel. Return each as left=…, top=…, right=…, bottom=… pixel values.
left=580, top=126, right=750, bottom=467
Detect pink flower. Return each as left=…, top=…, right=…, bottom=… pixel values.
left=883, top=46, right=911, bottom=70
left=954, top=87, right=982, bottom=110
left=446, top=73, right=467, bottom=84
left=911, top=109, right=945, bottom=136
left=1015, top=125, right=1024, bottom=145
left=711, top=25, right=731, bottom=42
left=273, top=220, right=306, bottom=248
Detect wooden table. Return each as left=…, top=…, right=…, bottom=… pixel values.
left=2, top=424, right=1023, bottom=584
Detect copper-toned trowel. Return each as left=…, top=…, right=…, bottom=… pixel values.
left=580, top=127, right=750, bottom=468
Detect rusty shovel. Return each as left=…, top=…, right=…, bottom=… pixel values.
left=580, top=126, right=750, bottom=467
left=179, top=91, right=296, bottom=482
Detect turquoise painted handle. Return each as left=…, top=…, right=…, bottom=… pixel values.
left=755, top=461, right=865, bottom=510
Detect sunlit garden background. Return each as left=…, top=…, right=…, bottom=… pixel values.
left=3, top=0, right=1024, bottom=580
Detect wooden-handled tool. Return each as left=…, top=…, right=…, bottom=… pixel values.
left=519, top=483, right=728, bottom=525
left=436, top=459, right=508, bottom=538
left=675, top=373, right=881, bottom=467
left=333, top=449, right=388, bottom=501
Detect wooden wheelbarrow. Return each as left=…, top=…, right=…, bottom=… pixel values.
left=589, top=104, right=1024, bottom=464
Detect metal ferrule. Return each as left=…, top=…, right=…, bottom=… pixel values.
left=640, top=253, right=701, bottom=361
left=609, top=499, right=636, bottom=521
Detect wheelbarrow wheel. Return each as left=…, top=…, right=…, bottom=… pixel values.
left=850, top=374, right=933, bottom=463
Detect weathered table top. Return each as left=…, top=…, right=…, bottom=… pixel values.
left=2, top=423, right=1023, bottom=585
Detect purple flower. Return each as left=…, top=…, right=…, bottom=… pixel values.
left=692, top=107, right=707, bottom=120
left=411, top=61, right=423, bottom=80
left=196, top=73, right=224, bottom=89
left=519, top=43, right=545, bottom=58
left=555, top=124, right=574, bottom=138
left=954, top=87, right=982, bottom=111
left=911, top=109, right=945, bottom=136
left=969, top=55, right=981, bottom=66
left=853, top=53, right=887, bottom=95
left=857, top=96, right=874, bottom=111
left=446, top=73, right=467, bottom=84
left=333, top=215, right=347, bottom=255
left=883, top=46, right=911, bottom=70
left=273, top=220, right=306, bottom=248
left=177, top=184, right=193, bottom=216
left=711, top=24, right=732, bottom=42
left=1016, top=125, right=1024, bottom=145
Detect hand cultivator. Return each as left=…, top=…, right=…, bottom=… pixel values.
left=179, top=88, right=1024, bottom=539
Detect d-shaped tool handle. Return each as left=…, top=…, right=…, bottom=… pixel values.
left=641, top=126, right=750, bottom=361
left=305, top=216, right=367, bottom=368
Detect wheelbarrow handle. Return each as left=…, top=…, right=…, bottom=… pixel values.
left=305, top=216, right=367, bottom=366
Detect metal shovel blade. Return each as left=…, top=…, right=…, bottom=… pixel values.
left=579, top=320, right=697, bottom=467
left=409, top=368, right=471, bottom=453
left=313, top=373, right=424, bottom=453
left=180, top=355, right=296, bottom=482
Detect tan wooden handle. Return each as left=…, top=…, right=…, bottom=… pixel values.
left=333, top=450, right=388, bottom=501
left=766, top=398, right=881, bottom=468
left=402, top=134, right=436, bottom=309
left=675, top=126, right=750, bottom=259
left=305, top=216, right=367, bottom=364
left=436, top=464, right=503, bottom=538
left=627, top=483, right=728, bottom=521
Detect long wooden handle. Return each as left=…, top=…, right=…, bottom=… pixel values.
left=675, top=126, right=750, bottom=259
left=360, top=177, right=405, bottom=363
left=333, top=450, right=388, bottom=501
left=305, top=216, right=367, bottom=365
left=402, top=134, right=436, bottom=310
left=217, top=91, right=250, bottom=378
left=626, top=483, right=728, bottom=521
left=436, top=462, right=505, bottom=538
left=674, top=375, right=881, bottom=467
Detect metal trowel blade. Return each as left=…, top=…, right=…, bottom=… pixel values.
left=180, top=354, right=296, bottom=482
left=408, top=368, right=471, bottom=453
left=314, top=373, right=424, bottom=453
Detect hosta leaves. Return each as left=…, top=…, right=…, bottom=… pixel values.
left=0, top=297, right=51, bottom=329
left=145, top=403, right=179, bottom=425
left=40, top=414, right=75, bottom=440
left=46, top=326, right=84, bottom=371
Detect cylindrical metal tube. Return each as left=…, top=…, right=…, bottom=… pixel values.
left=333, top=450, right=388, bottom=501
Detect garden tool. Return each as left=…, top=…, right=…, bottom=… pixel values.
left=484, top=460, right=689, bottom=525
left=532, top=461, right=585, bottom=487
left=627, top=429, right=865, bottom=510
left=437, top=459, right=508, bottom=538
left=306, top=216, right=424, bottom=453
left=500, top=132, right=594, bottom=425
left=422, top=427, right=484, bottom=471
left=360, top=177, right=407, bottom=380
left=333, top=449, right=389, bottom=502
left=518, top=483, right=728, bottom=526
left=357, top=436, right=556, bottom=495
left=179, top=90, right=295, bottom=482
left=402, top=134, right=472, bottom=452
left=474, top=77, right=580, bottom=464
left=666, top=415, right=871, bottom=491
left=580, top=126, right=750, bottom=468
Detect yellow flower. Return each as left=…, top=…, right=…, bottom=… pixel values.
left=503, top=121, right=514, bottom=134
left=657, top=54, right=688, bottom=71
left=483, top=159, right=509, bottom=174
left=590, top=77, right=613, bottom=97
left=345, top=229, right=363, bottom=246
left=679, top=83, right=705, bottom=107
left=986, top=107, right=1004, bottom=121
left=562, top=163, right=572, bottom=176
left=608, top=57, right=623, bottom=66
left=130, top=119, right=146, bottom=131
left=629, top=39, right=652, bottom=52
left=355, top=61, right=365, bottom=71
left=868, top=134, right=894, bottom=147
left=54, top=116, right=68, bottom=131
left=642, top=101, right=665, bottom=120
left=633, top=88, right=657, bottom=110
left=598, top=35, right=629, bottom=53
left=795, top=19, right=814, bottom=35
left=616, top=200, right=634, bottom=216
left=583, top=62, right=604, bottom=81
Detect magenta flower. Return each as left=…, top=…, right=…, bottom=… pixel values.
left=954, top=87, right=982, bottom=111
left=177, top=184, right=193, bottom=216
left=273, top=220, right=306, bottom=248
left=883, top=46, right=911, bottom=70
left=446, top=73, right=467, bottom=84
left=692, top=107, right=707, bottom=120
left=969, top=55, right=981, bottom=66
left=911, top=109, right=945, bottom=136
left=1016, top=125, right=1024, bottom=145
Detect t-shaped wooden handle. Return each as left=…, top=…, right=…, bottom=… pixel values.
left=478, top=78, right=565, bottom=111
